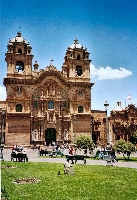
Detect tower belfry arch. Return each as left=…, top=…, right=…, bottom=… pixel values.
left=5, top=31, right=34, bottom=78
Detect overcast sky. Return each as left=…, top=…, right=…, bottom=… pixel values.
left=0, top=0, right=137, bottom=115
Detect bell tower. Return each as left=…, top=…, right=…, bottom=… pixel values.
left=62, top=39, right=94, bottom=116
left=5, top=31, right=34, bottom=79
left=62, top=39, right=91, bottom=82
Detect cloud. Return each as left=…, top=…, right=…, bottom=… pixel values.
left=90, top=64, right=132, bottom=80
left=0, top=86, right=6, bottom=101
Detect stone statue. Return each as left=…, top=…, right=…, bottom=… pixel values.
left=64, top=161, right=74, bottom=175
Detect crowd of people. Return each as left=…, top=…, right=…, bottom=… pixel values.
left=96, top=147, right=118, bottom=162
left=12, top=142, right=118, bottom=162
left=11, top=145, right=26, bottom=154
left=32, top=141, right=76, bottom=156
left=51, top=141, right=75, bottom=156
left=11, top=145, right=28, bottom=162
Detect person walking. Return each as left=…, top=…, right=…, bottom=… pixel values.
left=111, top=148, right=118, bottom=162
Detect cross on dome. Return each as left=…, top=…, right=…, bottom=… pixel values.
left=50, top=59, right=54, bottom=66
left=17, top=31, right=21, bottom=37
left=74, top=38, right=79, bottom=44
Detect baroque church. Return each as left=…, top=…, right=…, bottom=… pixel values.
left=0, top=31, right=137, bottom=147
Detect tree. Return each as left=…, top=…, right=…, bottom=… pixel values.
left=114, top=139, right=135, bottom=160
left=133, top=130, right=137, bottom=144
left=76, top=134, right=93, bottom=149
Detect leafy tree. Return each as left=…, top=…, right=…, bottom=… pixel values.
left=114, top=139, right=135, bottom=160
left=76, top=134, right=93, bottom=149
left=133, top=130, right=137, bottom=144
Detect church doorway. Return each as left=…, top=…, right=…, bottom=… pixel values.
left=45, top=128, right=56, bottom=146
left=92, top=133, right=97, bottom=144
left=117, top=135, right=120, bottom=140
left=130, top=135, right=134, bottom=144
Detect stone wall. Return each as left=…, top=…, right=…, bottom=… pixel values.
left=5, top=117, right=30, bottom=146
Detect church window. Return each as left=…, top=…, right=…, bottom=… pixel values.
left=16, top=104, right=22, bottom=112
left=33, top=101, right=38, bottom=108
left=78, top=105, right=83, bottom=113
left=77, top=54, right=80, bottom=59
left=18, top=48, right=22, bottom=54
left=16, top=88, right=22, bottom=94
left=78, top=91, right=83, bottom=97
left=16, top=61, right=24, bottom=72
left=48, top=100, right=54, bottom=109
left=63, top=102, right=67, bottom=107
left=76, top=66, right=82, bottom=76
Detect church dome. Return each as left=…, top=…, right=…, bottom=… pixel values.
left=9, top=31, right=28, bottom=44
left=113, top=102, right=123, bottom=112
left=70, top=38, right=83, bottom=49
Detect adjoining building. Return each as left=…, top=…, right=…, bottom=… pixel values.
left=0, top=32, right=136, bottom=147
left=109, top=102, right=137, bottom=144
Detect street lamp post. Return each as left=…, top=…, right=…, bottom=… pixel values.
left=104, top=101, right=112, bottom=165
left=74, top=114, right=76, bottom=144
left=90, top=118, right=94, bottom=141
left=0, top=110, right=5, bottom=161
left=104, top=101, right=109, bottom=144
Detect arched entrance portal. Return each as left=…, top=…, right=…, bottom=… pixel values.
left=117, top=135, right=120, bottom=140
left=130, top=135, right=134, bottom=144
left=92, top=133, right=97, bottom=145
left=45, top=128, right=56, bottom=146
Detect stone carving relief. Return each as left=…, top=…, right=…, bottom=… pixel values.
left=48, top=110, right=54, bottom=122
left=45, top=65, right=57, bottom=71
left=48, top=84, right=53, bottom=96
left=7, top=87, right=14, bottom=98
left=71, top=90, right=77, bottom=101
left=31, top=129, right=38, bottom=141
left=85, top=103, right=90, bottom=112
left=63, top=129, right=68, bottom=141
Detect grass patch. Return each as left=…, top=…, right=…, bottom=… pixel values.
left=115, top=157, right=137, bottom=162
left=36, top=154, right=137, bottom=163
left=1, top=161, right=137, bottom=200
left=89, top=156, right=137, bottom=162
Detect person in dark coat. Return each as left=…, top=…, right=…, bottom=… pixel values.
left=111, top=148, right=118, bottom=162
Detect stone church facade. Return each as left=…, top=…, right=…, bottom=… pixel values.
left=0, top=31, right=107, bottom=147
left=1, top=32, right=136, bottom=147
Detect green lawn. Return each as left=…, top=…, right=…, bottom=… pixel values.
left=37, top=155, right=137, bottom=162
left=1, top=161, right=137, bottom=200
left=93, top=156, right=137, bottom=162
left=115, top=157, right=137, bottom=162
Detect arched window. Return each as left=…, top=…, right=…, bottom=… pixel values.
left=16, top=61, right=24, bottom=72
left=18, top=48, right=22, bottom=54
left=77, top=54, right=80, bottom=60
left=86, top=55, right=89, bottom=59
left=63, top=102, right=67, bottom=108
left=78, top=105, right=83, bottom=113
left=48, top=100, right=54, bottom=109
left=76, top=66, right=82, bottom=76
left=33, top=101, right=38, bottom=108
left=16, top=104, right=22, bottom=112
left=16, top=88, right=22, bottom=94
